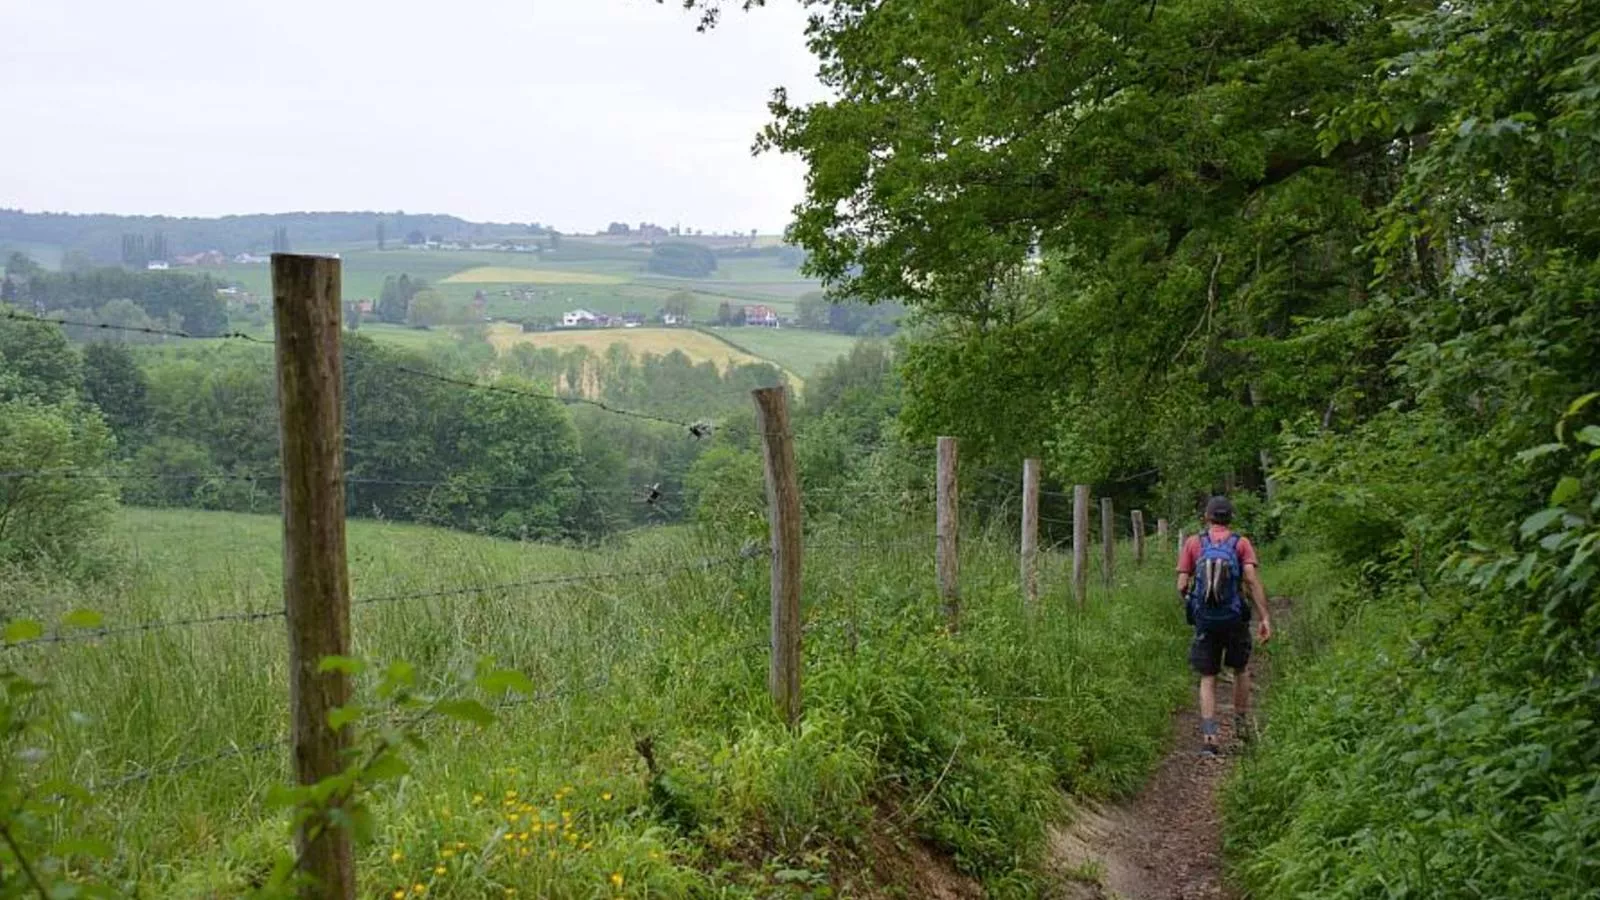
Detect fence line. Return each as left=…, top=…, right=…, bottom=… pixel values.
left=5, top=550, right=761, bottom=650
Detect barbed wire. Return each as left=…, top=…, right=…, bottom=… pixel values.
left=0, top=468, right=682, bottom=501
left=0, top=309, right=272, bottom=344
left=5, top=549, right=761, bottom=650
left=4, top=309, right=719, bottom=435
left=93, top=739, right=284, bottom=792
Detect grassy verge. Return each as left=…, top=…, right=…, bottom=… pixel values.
left=1222, top=560, right=1600, bottom=898
left=11, top=508, right=1201, bottom=897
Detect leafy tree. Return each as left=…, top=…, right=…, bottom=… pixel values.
left=4, top=252, right=41, bottom=280
left=0, top=311, right=82, bottom=405
left=406, top=289, right=446, bottom=327
left=646, top=242, right=717, bottom=278
left=0, top=398, right=116, bottom=566
left=81, top=341, right=149, bottom=442
left=663, top=291, right=693, bottom=321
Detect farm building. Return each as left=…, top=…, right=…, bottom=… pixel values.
left=561, top=309, right=600, bottom=327
left=743, top=304, right=780, bottom=327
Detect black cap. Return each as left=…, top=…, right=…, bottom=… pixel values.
left=1205, top=495, right=1234, bottom=525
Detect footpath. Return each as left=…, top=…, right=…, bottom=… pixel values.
left=1050, top=597, right=1291, bottom=900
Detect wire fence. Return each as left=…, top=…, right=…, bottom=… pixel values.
left=3, top=305, right=1185, bottom=873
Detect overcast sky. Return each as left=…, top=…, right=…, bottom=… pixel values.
left=0, top=0, right=823, bottom=233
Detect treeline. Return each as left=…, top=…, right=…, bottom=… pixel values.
left=3, top=254, right=228, bottom=335
left=0, top=308, right=862, bottom=563
left=0, top=209, right=546, bottom=263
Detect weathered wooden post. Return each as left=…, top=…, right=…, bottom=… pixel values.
left=1101, top=496, right=1115, bottom=587
left=1072, top=485, right=1089, bottom=608
left=1157, top=517, right=1170, bottom=554
left=272, top=253, right=355, bottom=900
left=1178, top=528, right=1189, bottom=559
left=1021, top=458, right=1040, bottom=608
left=1132, top=509, right=1146, bottom=566
left=753, top=386, right=803, bottom=728
left=936, top=436, right=960, bottom=629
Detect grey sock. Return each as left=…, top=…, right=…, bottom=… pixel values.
left=1201, top=717, right=1219, bottom=738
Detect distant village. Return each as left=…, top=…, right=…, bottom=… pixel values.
left=554, top=303, right=781, bottom=330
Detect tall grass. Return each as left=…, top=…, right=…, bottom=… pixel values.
left=9, top=505, right=1202, bottom=897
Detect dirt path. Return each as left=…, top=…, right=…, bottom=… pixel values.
left=1049, top=599, right=1288, bottom=900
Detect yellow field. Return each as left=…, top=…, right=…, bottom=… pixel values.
left=441, top=266, right=626, bottom=285
left=486, top=324, right=800, bottom=383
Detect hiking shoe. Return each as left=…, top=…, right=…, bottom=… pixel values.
left=1233, top=713, right=1255, bottom=745
left=1200, top=741, right=1222, bottom=758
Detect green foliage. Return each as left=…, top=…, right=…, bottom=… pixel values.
left=646, top=242, right=718, bottom=279
left=17, top=267, right=228, bottom=335
left=81, top=341, right=150, bottom=443
left=0, top=399, right=116, bottom=567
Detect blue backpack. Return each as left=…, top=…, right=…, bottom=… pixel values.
left=1188, top=533, right=1246, bottom=629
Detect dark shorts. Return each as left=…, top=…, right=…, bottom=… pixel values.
left=1189, top=621, right=1252, bottom=675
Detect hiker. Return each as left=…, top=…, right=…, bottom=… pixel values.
left=1177, top=495, right=1271, bottom=755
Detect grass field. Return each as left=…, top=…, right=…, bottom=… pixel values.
left=10, top=502, right=1207, bottom=896
left=697, top=327, right=861, bottom=377
left=441, top=266, right=628, bottom=285
left=485, top=323, right=783, bottom=376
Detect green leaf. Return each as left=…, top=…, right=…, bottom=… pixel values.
left=435, top=699, right=497, bottom=727
left=60, top=609, right=103, bottom=630
left=1565, top=392, right=1600, bottom=419
left=3, top=620, right=43, bottom=643
left=327, top=705, right=365, bottom=731
left=363, top=752, right=411, bottom=782
left=1521, top=508, right=1565, bottom=537
left=1575, top=425, right=1600, bottom=447
left=1551, top=476, right=1583, bottom=506
left=477, top=668, right=536, bottom=696
left=318, top=655, right=366, bottom=676
left=1516, top=442, right=1567, bottom=463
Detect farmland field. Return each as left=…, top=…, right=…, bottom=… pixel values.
left=441, top=266, right=627, bottom=285
left=485, top=323, right=784, bottom=376
left=697, top=326, right=863, bottom=377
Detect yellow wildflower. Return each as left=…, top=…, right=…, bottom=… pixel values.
left=433, top=865, right=446, bottom=876
left=472, top=794, right=485, bottom=805
left=610, top=872, right=624, bottom=888
left=582, top=841, right=593, bottom=851
left=518, top=832, right=530, bottom=841
left=391, top=850, right=404, bottom=863
left=412, top=885, right=426, bottom=895
left=601, top=792, right=613, bottom=802
left=392, top=891, right=405, bottom=900
left=441, top=848, right=456, bottom=858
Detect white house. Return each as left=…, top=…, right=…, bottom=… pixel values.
left=561, top=309, right=600, bottom=327
left=662, top=312, right=689, bottom=326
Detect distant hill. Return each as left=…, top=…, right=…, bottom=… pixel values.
left=0, top=209, right=548, bottom=264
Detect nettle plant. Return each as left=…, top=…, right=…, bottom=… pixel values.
left=1451, top=392, right=1600, bottom=652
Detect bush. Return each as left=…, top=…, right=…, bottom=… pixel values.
left=0, top=399, right=117, bottom=567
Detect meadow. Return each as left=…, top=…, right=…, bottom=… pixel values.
left=486, top=324, right=780, bottom=374
left=696, top=327, right=863, bottom=378
left=9, top=499, right=1235, bottom=897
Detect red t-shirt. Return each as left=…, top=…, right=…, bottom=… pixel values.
left=1177, top=526, right=1258, bottom=574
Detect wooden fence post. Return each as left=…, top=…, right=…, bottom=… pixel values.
left=1157, top=517, right=1169, bottom=554
left=272, top=253, right=355, bottom=900
left=753, top=386, right=803, bottom=728
left=1178, top=528, right=1188, bottom=559
left=1020, top=458, right=1040, bottom=608
left=1072, top=485, right=1089, bottom=608
left=1101, top=496, right=1115, bottom=587
left=936, top=436, right=960, bottom=629
left=1132, top=509, right=1146, bottom=566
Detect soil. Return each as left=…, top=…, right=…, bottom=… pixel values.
left=1047, top=598, right=1290, bottom=900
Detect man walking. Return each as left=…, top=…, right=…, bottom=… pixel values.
left=1177, top=496, right=1272, bottom=755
